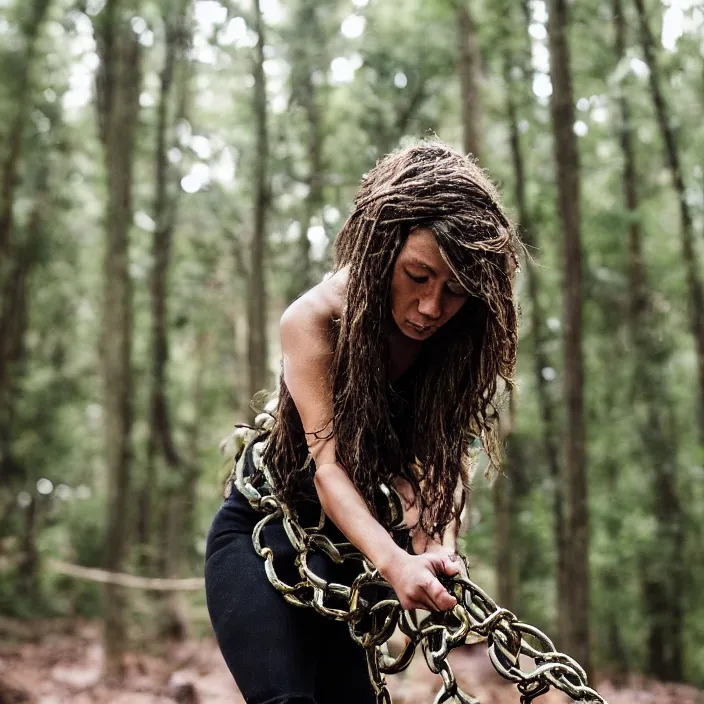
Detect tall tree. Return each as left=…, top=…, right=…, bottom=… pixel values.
left=494, top=392, right=516, bottom=611
left=545, top=0, right=591, bottom=675
left=0, top=0, right=51, bottom=257
left=0, top=0, right=52, bottom=481
left=248, top=0, right=270, bottom=400
left=615, top=0, right=684, bottom=680
left=631, top=0, right=704, bottom=446
left=454, top=0, right=483, bottom=160
left=0, top=152, right=53, bottom=602
left=141, top=0, right=192, bottom=568
left=285, top=0, right=328, bottom=302
left=501, top=0, right=567, bottom=642
left=12, top=162, right=51, bottom=596
left=143, top=0, right=195, bottom=640
left=457, top=0, right=514, bottom=606
left=93, top=0, right=142, bottom=679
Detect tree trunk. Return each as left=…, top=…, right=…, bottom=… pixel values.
left=286, top=0, right=326, bottom=302
left=501, top=0, right=567, bottom=643
left=600, top=455, right=629, bottom=680
left=0, top=0, right=51, bottom=482
left=157, top=328, right=207, bottom=641
left=94, top=0, right=142, bottom=679
left=494, top=391, right=517, bottom=612
left=373, top=81, right=429, bottom=158
left=247, top=0, right=270, bottom=400
left=0, top=254, right=32, bottom=482
left=146, top=1, right=194, bottom=641
left=632, top=0, right=704, bottom=445
left=139, top=0, right=192, bottom=571
left=604, top=0, right=642, bottom=676
left=150, top=0, right=190, bottom=469
left=454, top=1, right=483, bottom=161
left=9, top=168, right=50, bottom=586
left=225, top=225, right=250, bottom=416
left=18, top=490, right=40, bottom=600
left=613, top=1, right=684, bottom=679
left=292, top=76, right=324, bottom=301
left=182, top=330, right=208, bottom=557
left=452, top=0, right=487, bottom=557
left=0, top=0, right=51, bottom=258
left=493, top=472, right=514, bottom=610
left=0, top=150, right=50, bottom=480
left=545, top=0, right=591, bottom=676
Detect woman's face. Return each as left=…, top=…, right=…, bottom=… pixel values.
left=390, top=228, right=469, bottom=341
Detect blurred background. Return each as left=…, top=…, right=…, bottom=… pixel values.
left=0, top=0, right=703, bottom=701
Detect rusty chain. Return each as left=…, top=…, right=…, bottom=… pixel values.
left=224, top=405, right=608, bottom=704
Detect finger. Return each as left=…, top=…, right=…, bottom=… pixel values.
left=403, top=593, right=434, bottom=612
left=416, top=597, right=436, bottom=613
left=425, top=587, right=456, bottom=612
left=409, top=584, right=438, bottom=612
left=423, top=577, right=457, bottom=612
left=426, top=552, right=461, bottom=578
left=400, top=597, right=427, bottom=612
left=441, top=555, right=461, bottom=576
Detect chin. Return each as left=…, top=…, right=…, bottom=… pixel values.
left=403, top=324, right=435, bottom=340
left=391, top=315, right=435, bottom=341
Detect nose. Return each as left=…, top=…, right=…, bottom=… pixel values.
left=417, top=288, right=443, bottom=321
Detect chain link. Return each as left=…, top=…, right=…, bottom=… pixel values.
left=226, top=414, right=608, bottom=704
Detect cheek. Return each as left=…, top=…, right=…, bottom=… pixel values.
left=390, top=274, right=413, bottom=315
left=444, top=297, right=468, bottom=321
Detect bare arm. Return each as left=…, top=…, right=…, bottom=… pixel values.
left=394, top=474, right=464, bottom=556
left=280, top=272, right=459, bottom=611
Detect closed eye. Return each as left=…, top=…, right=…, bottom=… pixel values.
left=446, top=282, right=468, bottom=297
left=407, top=272, right=428, bottom=284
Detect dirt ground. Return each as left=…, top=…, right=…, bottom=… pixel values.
left=0, top=620, right=702, bottom=704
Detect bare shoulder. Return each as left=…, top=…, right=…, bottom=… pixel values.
left=280, top=266, right=348, bottom=337
left=279, top=269, right=348, bottom=454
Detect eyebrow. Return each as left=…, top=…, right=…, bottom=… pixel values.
left=407, top=258, right=436, bottom=274
left=406, top=258, right=462, bottom=284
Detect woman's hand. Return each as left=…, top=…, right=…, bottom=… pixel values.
left=378, top=550, right=461, bottom=612
left=424, top=544, right=469, bottom=580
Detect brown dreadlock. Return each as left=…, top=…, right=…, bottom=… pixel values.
left=263, top=141, right=519, bottom=537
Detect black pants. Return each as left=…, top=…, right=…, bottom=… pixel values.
left=204, top=489, right=377, bottom=704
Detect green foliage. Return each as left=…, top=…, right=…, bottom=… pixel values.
left=1, top=0, right=704, bottom=688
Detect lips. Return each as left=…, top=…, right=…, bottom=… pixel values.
left=407, top=321, right=432, bottom=333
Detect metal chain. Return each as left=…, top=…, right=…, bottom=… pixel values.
left=226, top=413, right=608, bottom=704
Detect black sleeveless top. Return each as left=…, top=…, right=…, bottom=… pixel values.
left=223, top=360, right=422, bottom=554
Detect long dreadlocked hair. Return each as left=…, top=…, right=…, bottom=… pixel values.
left=263, top=141, right=519, bottom=537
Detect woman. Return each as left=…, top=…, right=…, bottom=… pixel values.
left=205, top=142, right=519, bottom=704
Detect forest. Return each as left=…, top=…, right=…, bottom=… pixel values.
left=0, top=0, right=703, bottom=701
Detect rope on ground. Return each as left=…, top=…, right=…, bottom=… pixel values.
left=46, top=559, right=204, bottom=591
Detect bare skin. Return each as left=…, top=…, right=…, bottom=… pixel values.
left=279, top=228, right=470, bottom=612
